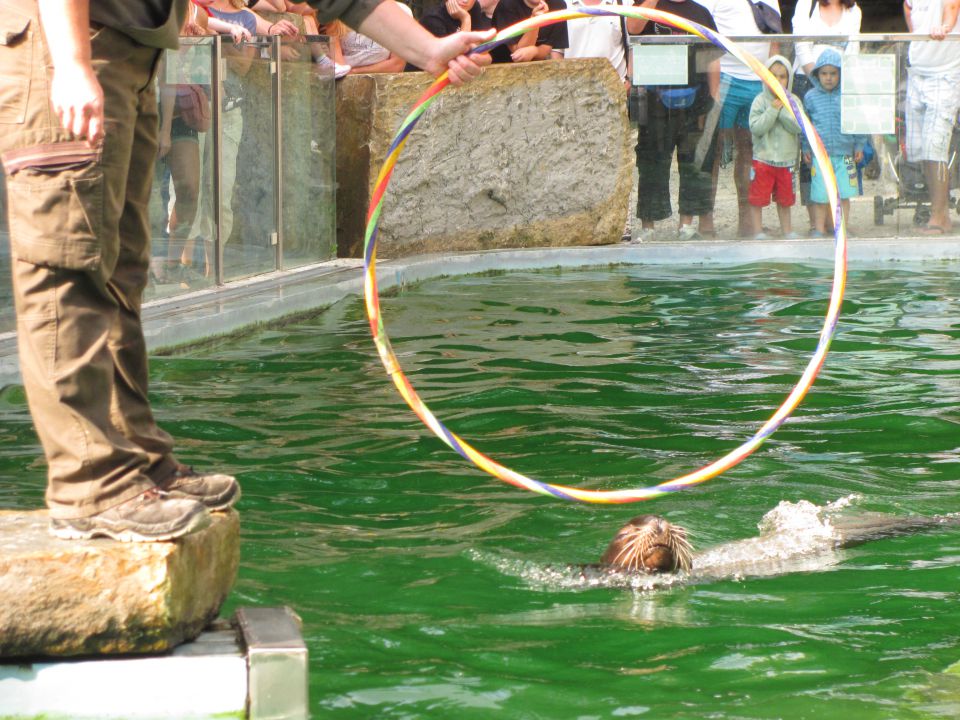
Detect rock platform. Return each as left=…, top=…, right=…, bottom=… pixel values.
left=0, top=509, right=239, bottom=658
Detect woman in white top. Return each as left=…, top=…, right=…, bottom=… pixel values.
left=791, top=0, right=861, bottom=84
left=791, top=0, right=861, bottom=226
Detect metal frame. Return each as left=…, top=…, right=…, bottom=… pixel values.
left=627, top=32, right=960, bottom=43
left=273, top=35, right=284, bottom=271
left=212, top=35, right=225, bottom=286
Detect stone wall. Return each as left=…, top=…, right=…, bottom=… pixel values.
left=336, top=59, right=634, bottom=257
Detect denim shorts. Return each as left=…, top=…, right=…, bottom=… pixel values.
left=718, top=73, right=764, bottom=130
left=810, top=154, right=858, bottom=204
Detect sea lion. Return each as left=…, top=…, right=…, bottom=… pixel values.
left=598, top=514, right=693, bottom=574
left=597, top=503, right=960, bottom=578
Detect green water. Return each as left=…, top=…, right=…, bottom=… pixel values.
left=2, top=262, right=960, bottom=718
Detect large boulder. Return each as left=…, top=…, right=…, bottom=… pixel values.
left=0, top=510, right=239, bottom=658
left=336, top=58, right=633, bottom=257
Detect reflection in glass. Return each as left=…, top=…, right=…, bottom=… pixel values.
left=627, top=35, right=960, bottom=241
left=222, top=39, right=277, bottom=282
left=148, top=38, right=216, bottom=297
left=281, top=36, right=337, bottom=269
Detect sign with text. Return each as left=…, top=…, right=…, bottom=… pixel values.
left=840, top=54, right=896, bottom=135
left=632, top=45, right=689, bottom=86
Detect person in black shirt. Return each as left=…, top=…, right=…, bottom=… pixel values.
left=627, top=0, right=720, bottom=241
left=490, top=0, right=568, bottom=64
left=423, top=0, right=485, bottom=35
left=406, top=0, right=486, bottom=69
left=476, top=0, right=498, bottom=30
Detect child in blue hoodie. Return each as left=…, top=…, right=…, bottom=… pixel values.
left=802, top=48, right=865, bottom=237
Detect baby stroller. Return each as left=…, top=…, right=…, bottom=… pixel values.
left=873, top=123, right=960, bottom=226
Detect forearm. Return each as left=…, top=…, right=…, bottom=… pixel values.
left=904, top=1, right=913, bottom=31
left=516, top=28, right=540, bottom=48
left=351, top=53, right=405, bottom=72
left=356, top=1, right=440, bottom=68
left=37, top=0, right=91, bottom=71
left=942, top=0, right=959, bottom=31
left=533, top=43, right=553, bottom=60
left=625, top=0, right=656, bottom=35
left=159, top=88, right=175, bottom=133
left=207, top=17, right=242, bottom=34
left=253, top=12, right=274, bottom=34
left=707, top=59, right=720, bottom=99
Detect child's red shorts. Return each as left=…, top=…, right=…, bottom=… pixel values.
left=748, top=160, right=795, bottom=207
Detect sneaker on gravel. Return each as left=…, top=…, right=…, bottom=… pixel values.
left=157, top=464, right=240, bottom=512
left=49, top=488, right=210, bottom=542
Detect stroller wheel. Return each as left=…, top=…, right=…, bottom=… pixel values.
left=874, top=195, right=885, bottom=225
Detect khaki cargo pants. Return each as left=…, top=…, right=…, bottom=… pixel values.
left=0, top=1, right=178, bottom=518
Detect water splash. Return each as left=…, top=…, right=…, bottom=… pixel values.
left=693, top=496, right=861, bottom=581
left=472, top=496, right=866, bottom=591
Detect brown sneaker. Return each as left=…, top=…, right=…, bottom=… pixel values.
left=49, top=488, right=210, bottom=542
left=157, top=464, right=240, bottom=511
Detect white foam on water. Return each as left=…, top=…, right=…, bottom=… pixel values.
left=469, top=496, right=866, bottom=591
left=691, top=496, right=861, bottom=581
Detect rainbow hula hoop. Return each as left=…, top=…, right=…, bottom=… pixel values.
left=363, top=7, right=847, bottom=504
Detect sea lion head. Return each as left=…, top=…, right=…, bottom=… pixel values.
left=600, top=515, right=693, bottom=574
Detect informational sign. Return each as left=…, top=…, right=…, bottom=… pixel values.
left=840, top=54, right=896, bottom=135
left=165, top=46, right=213, bottom=85
left=632, top=45, right=689, bottom=86
left=841, top=95, right=897, bottom=135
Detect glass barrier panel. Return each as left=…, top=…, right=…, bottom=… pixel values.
left=626, top=35, right=960, bottom=242
left=280, top=36, right=337, bottom=268
left=222, top=39, right=278, bottom=282
left=0, top=176, right=11, bottom=334
left=147, top=37, right=216, bottom=298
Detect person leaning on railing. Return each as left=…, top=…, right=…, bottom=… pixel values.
left=404, top=0, right=487, bottom=70
left=490, top=0, right=569, bottom=63
left=325, top=2, right=412, bottom=74
left=0, top=0, right=494, bottom=543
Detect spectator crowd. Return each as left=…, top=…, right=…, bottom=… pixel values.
left=164, top=0, right=960, bottom=265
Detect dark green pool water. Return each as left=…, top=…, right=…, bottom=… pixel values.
left=2, top=262, right=960, bottom=718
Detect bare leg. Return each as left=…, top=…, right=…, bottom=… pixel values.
left=164, top=138, right=201, bottom=285
left=812, top=203, right=827, bottom=233
left=734, top=128, right=754, bottom=237
left=777, top=203, right=792, bottom=236
left=749, top=205, right=762, bottom=236
left=698, top=211, right=715, bottom=235
left=924, top=160, right=952, bottom=230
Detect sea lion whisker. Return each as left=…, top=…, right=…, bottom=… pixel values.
left=600, top=515, right=695, bottom=574
left=613, top=532, right=645, bottom=571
